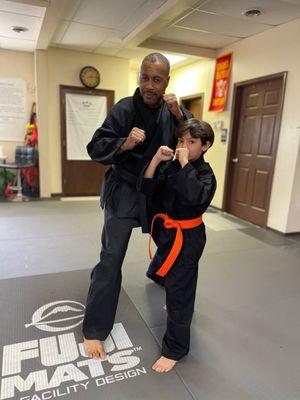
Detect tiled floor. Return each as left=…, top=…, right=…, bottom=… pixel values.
left=0, top=200, right=299, bottom=400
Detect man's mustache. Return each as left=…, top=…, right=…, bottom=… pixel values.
left=144, top=91, right=157, bottom=95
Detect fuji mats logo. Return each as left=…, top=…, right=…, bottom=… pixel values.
left=25, top=300, right=85, bottom=332
left=0, top=300, right=146, bottom=400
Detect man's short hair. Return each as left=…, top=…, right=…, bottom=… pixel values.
left=176, top=118, right=215, bottom=147
left=141, top=53, right=170, bottom=76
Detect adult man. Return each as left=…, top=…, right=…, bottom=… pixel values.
left=83, top=53, right=192, bottom=360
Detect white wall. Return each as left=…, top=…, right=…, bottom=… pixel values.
left=129, top=61, right=139, bottom=95
left=35, top=50, right=50, bottom=197
left=0, top=49, right=35, bottom=162
left=287, top=140, right=300, bottom=232
left=35, top=47, right=130, bottom=196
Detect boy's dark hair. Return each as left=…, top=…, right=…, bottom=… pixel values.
left=176, top=118, right=215, bottom=148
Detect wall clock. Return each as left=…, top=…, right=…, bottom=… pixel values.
left=79, top=66, right=100, bottom=88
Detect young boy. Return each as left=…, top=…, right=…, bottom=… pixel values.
left=139, top=118, right=216, bottom=373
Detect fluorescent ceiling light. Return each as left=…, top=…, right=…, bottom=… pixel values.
left=162, top=53, right=186, bottom=65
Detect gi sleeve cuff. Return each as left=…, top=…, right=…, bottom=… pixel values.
left=112, top=138, right=130, bottom=163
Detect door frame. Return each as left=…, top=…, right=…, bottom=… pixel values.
left=59, top=85, right=114, bottom=196
left=180, top=93, right=204, bottom=119
left=223, top=72, right=288, bottom=226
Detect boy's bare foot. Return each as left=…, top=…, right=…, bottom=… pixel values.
left=152, top=356, right=177, bottom=373
left=83, top=338, right=107, bottom=359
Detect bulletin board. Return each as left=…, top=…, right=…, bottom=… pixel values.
left=0, top=78, right=27, bottom=141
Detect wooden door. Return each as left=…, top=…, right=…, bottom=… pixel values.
left=226, top=74, right=286, bottom=227
left=60, top=85, right=114, bottom=196
left=180, top=94, right=204, bottom=120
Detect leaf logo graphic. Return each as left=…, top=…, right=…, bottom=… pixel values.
left=25, top=300, right=85, bottom=332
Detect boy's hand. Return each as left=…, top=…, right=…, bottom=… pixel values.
left=121, top=127, right=146, bottom=151
left=163, top=94, right=183, bottom=120
left=175, top=147, right=189, bottom=167
left=144, top=146, right=174, bottom=178
left=153, top=146, right=174, bottom=163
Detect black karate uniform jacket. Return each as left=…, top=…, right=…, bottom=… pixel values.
left=139, top=154, right=217, bottom=266
left=138, top=155, right=217, bottom=360
left=87, top=88, right=192, bottom=232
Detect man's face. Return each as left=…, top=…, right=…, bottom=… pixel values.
left=139, top=61, right=169, bottom=108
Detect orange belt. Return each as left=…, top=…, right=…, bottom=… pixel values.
left=148, top=213, right=203, bottom=277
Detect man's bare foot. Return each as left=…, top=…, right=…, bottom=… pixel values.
left=152, top=356, right=177, bottom=373
left=83, top=338, right=107, bottom=359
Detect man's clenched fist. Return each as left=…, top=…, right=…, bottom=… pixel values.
left=163, top=93, right=183, bottom=120
left=121, top=127, right=146, bottom=151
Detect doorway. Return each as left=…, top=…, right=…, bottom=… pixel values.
left=180, top=93, right=204, bottom=120
left=60, top=85, right=114, bottom=196
left=225, top=72, right=287, bottom=227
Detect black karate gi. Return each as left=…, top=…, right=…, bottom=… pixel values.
left=139, top=155, right=216, bottom=360
left=83, top=88, right=192, bottom=340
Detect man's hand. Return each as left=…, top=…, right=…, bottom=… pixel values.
left=163, top=93, right=183, bottom=120
left=175, top=147, right=189, bottom=168
left=120, top=127, right=146, bottom=151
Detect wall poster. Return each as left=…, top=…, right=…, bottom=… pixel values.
left=209, top=53, right=232, bottom=112
left=0, top=78, right=27, bottom=141
left=66, top=93, right=107, bottom=160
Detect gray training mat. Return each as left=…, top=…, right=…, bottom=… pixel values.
left=0, top=269, right=194, bottom=400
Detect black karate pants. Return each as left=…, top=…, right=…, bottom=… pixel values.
left=147, top=222, right=206, bottom=361
left=82, top=203, right=140, bottom=340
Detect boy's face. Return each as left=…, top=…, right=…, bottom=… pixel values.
left=177, top=131, right=210, bottom=162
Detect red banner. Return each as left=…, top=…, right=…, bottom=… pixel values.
left=209, top=53, right=232, bottom=112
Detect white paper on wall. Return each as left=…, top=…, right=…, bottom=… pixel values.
left=66, top=93, right=107, bottom=160
left=0, top=78, right=27, bottom=141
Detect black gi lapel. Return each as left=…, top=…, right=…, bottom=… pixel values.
left=133, top=88, right=175, bottom=167
left=132, top=88, right=176, bottom=233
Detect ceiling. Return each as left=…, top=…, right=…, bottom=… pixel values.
left=1, top=0, right=300, bottom=66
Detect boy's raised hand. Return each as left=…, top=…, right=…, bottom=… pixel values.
left=144, top=146, right=174, bottom=178
left=154, top=146, right=174, bottom=162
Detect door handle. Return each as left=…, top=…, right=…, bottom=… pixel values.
left=232, top=158, right=239, bottom=163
